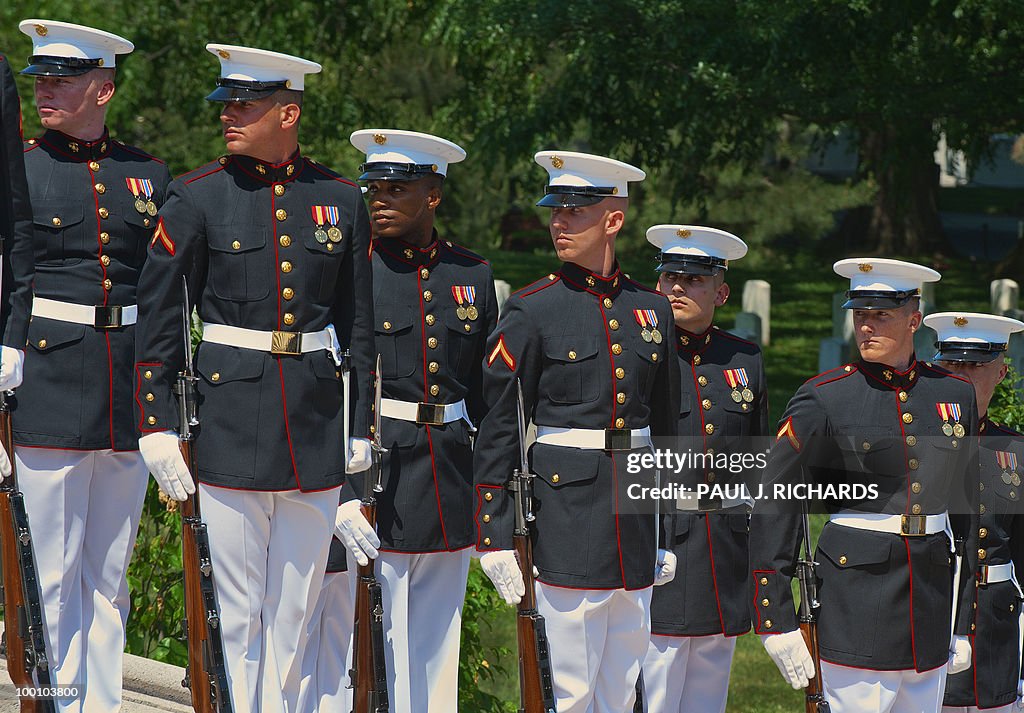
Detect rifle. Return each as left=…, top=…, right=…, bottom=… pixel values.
left=175, top=278, right=232, bottom=712
left=511, top=379, right=556, bottom=713
left=797, top=505, right=830, bottom=713
left=350, top=354, right=389, bottom=713
left=0, top=391, right=55, bottom=713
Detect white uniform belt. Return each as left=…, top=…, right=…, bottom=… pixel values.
left=202, top=323, right=333, bottom=356
left=32, top=297, right=137, bottom=328
left=380, top=398, right=468, bottom=427
left=979, top=562, right=1014, bottom=585
left=535, top=425, right=651, bottom=452
left=830, top=512, right=949, bottom=537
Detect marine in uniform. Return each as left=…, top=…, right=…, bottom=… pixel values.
left=308, top=129, right=497, bottom=712
left=640, top=226, right=766, bottom=713
left=750, top=258, right=979, bottom=712
left=475, top=151, right=679, bottom=713
left=133, top=45, right=374, bottom=711
left=0, top=50, right=34, bottom=457
left=14, top=20, right=170, bottom=711
left=925, top=312, right=1024, bottom=713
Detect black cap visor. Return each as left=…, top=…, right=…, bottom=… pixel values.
left=932, top=340, right=1006, bottom=364
left=21, top=55, right=101, bottom=77
left=536, top=185, right=615, bottom=208
left=358, top=161, right=439, bottom=182
left=656, top=253, right=726, bottom=276
left=206, top=77, right=290, bottom=103
left=841, top=289, right=919, bottom=310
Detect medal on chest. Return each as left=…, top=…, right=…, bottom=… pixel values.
left=126, top=177, right=157, bottom=216
left=452, top=285, right=478, bottom=321
left=935, top=402, right=965, bottom=438
left=634, top=308, right=662, bottom=344
left=311, top=205, right=343, bottom=243
left=724, top=368, right=753, bottom=403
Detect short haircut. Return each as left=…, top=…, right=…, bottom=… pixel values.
left=274, top=88, right=304, bottom=109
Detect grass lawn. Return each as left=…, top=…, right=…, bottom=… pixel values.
left=470, top=246, right=999, bottom=710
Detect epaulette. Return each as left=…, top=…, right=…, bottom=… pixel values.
left=512, top=273, right=561, bottom=300
left=113, top=140, right=165, bottom=164
left=23, top=137, right=40, bottom=153
left=919, top=360, right=973, bottom=386
left=623, top=275, right=662, bottom=295
left=809, top=363, right=859, bottom=388
left=181, top=158, right=228, bottom=184
left=442, top=240, right=489, bottom=265
left=989, top=421, right=1024, bottom=438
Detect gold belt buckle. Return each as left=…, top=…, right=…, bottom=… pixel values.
left=271, top=331, right=302, bottom=356
left=978, top=565, right=994, bottom=585
left=416, top=403, right=445, bottom=426
left=604, top=428, right=632, bottom=451
left=900, top=514, right=928, bottom=536
left=93, top=305, right=122, bottom=329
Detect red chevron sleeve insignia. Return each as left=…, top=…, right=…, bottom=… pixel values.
left=776, top=417, right=801, bottom=452
left=487, top=334, right=516, bottom=370
left=149, top=217, right=175, bottom=256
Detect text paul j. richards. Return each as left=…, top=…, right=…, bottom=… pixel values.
left=626, top=482, right=880, bottom=502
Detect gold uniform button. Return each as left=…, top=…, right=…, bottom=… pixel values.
left=37, top=339, right=47, bottom=349
left=100, top=255, right=110, bottom=266
left=899, top=391, right=908, bottom=402
left=144, top=370, right=153, bottom=380
left=383, top=321, right=392, bottom=331
left=145, top=392, right=155, bottom=402
left=764, top=620, right=773, bottom=629
left=484, top=492, right=493, bottom=501
left=760, top=577, right=769, bottom=586
left=568, top=351, right=577, bottom=360
left=979, top=527, right=988, bottom=539
left=280, top=261, right=292, bottom=273
left=483, top=538, right=491, bottom=546
left=100, top=232, right=110, bottom=244
left=218, top=156, right=227, bottom=165
left=979, top=548, right=987, bottom=560
left=482, top=515, right=491, bottom=523
left=464, top=324, right=471, bottom=332
left=761, top=598, right=770, bottom=607
left=906, top=435, right=917, bottom=446
left=211, top=373, right=221, bottom=382
left=232, top=240, right=241, bottom=250
left=326, top=243, right=334, bottom=251
left=282, top=313, right=295, bottom=326
left=276, top=209, right=287, bottom=221
left=423, top=290, right=433, bottom=302
left=94, top=183, right=105, bottom=194
left=911, top=504, right=922, bottom=515
left=902, top=412, right=913, bottom=424
left=147, top=416, right=157, bottom=425
left=421, top=268, right=430, bottom=279
left=693, top=355, right=702, bottom=366
left=909, top=458, right=919, bottom=470
left=617, top=393, right=626, bottom=404
left=705, top=423, right=715, bottom=435
left=274, top=184, right=285, bottom=196
left=862, top=441, right=871, bottom=451
left=611, top=344, right=622, bottom=355
left=103, top=279, right=112, bottom=291
left=652, top=352, right=659, bottom=362
left=98, top=207, right=109, bottom=219
left=603, top=298, right=613, bottom=308
left=971, top=623, right=976, bottom=631
left=428, top=337, right=438, bottom=349
left=280, top=235, right=292, bottom=247
left=609, top=319, right=619, bottom=330
left=282, top=288, right=294, bottom=300
left=428, top=362, right=440, bottom=373
left=707, top=472, right=716, bottom=482
left=615, top=418, right=625, bottom=428
left=698, top=376, right=708, bottom=386
left=89, top=161, right=100, bottom=171
left=839, top=555, right=848, bottom=565
left=911, top=482, right=922, bottom=494
left=702, top=399, right=712, bottom=410
left=615, top=367, right=625, bottom=379
left=52, top=216, right=62, bottom=227
left=551, top=474, right=560, bottom=483
left=430, top=385, right=440, bottom=396
left=426, top=315, right=436, bottom=326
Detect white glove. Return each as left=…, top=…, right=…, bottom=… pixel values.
left=761, top=630, right=815, bottom=689
left=335, top=499, right=380, bottom=566
left=139, top=430, right=194, bottom=501
left=346, top=437, right=372, bottom=474
left=654, top=548, right=677, bottom=586
left=948, top=635, right=972, bottom=675
left=480, top=550, right=526, bottom=605
left=0, top=440, right=10, bottom=480
left=1016, top=679, right=1024, bottom=710
left=0, top=347, right=24, bottom=391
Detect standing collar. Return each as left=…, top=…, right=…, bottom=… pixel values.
left=559, top=262, right=623, bottom=297
left=40, top=128, right=112, bottom=161
left=229, top=148, right=304, bottom=183
left=373, top=230, right=442, bottom=267
left=676, top=324, right=714, bottom=353
left=858, top=357, right=921, bottom=390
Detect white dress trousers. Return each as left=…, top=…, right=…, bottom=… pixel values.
left=641, top=633, right=737, bottom=713
left=822, top=660, right=948, bottom=713
left=535, top=582, right=654, bottom=713
left=199, top=483, right=339, bottom=713
left=16, top=446, right=148, bottom=713
left=298, top=570, right=355, bottom=713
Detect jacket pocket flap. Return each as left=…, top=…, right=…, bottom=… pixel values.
left=542, top=336, right=601, bottom=363
left=197, top=343, right=266, bottom=384
left=207, top=225, right=268, bottom=253
left=818, top=522, right=892, bottom=567
left=27, top=318, right=86, bottom=352
left=33, top=200, right=84, bottom=229
left=531, top=442, right=601, bottom=486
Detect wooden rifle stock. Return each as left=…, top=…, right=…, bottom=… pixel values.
left=351, top=497, right=388, bottom=713
left=514, top=532, right=556, bottom=713
left=797, top=506, right=830, bottom=713
left=0, top=397, right=55, bottom=713
left=798, top=621, right=829, bottom=712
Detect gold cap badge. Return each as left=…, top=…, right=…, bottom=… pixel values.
left=550, top=156, right=564, bottom=169
left=858, top=263, right=873, bottom=272
left=676, top=229, right=691, bottom=238
left=218, top=50, right=230, bottom=59
left=34, top=24, right=48, bottom=36
left=953, top=316, right=968, bottom=327
left=373, top=133, right=387, bottom=145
